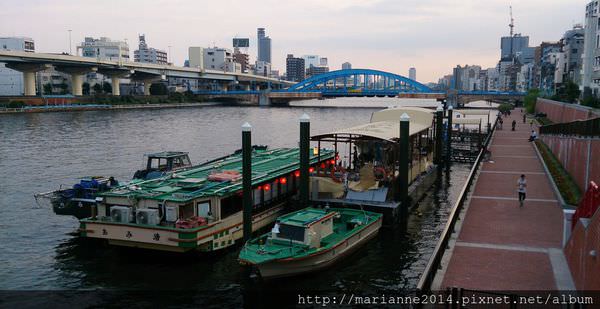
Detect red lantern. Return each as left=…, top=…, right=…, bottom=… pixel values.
left=309, top=167, right=315, bottom=173
left=330, top=159, right=336, bottom=165
left=263, top=184, right=271, bottom=191
left=280, top=177, right=287, bottom=184
left=257, top=185, right=262, bottom=190
left=294, top=171, right=300, bottom=177
left=320, top=163, right=326, bottom=169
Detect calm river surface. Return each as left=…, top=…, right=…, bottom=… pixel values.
left=0, top=98, right=469, bottom=307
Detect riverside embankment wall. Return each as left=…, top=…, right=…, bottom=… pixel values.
left=535, top=98, right=599, bottom=123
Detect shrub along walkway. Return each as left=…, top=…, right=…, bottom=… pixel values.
left=434, top=111, right=575, bottom=291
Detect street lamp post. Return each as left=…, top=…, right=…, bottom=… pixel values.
left=68, top=30, right=72, bottom=55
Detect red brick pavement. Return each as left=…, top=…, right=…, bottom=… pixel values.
left=439, top=111, right=570, bottom=291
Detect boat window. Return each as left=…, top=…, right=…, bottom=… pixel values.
left=221, top=194, right=242, bottom=219
left=253, top=188, right=262, bottom=206
left=271, top=182, right=278, bottom=199
left=281, top=177, right=289, bottom=194
left=196, top=201, right=210, bottom=217
left=180, top=203, right=194, bottom=219
left=264, top=183, right=272, bottom=201
left=278, top=224, right=305, bottom=242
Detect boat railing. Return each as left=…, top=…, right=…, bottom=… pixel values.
left=415, top=116, right=498, bottom=295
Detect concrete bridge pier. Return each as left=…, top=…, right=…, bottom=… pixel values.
left=55, top=66, right=98, bottom=96
left=5, top=63, right=52, bottom=96
left=99, top=69, right=133, bottom=96
left=258, top=90, right=271, bottom=106
left=140, top=77, right=164, bottom=95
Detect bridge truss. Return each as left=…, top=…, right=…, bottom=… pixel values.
left=286, top=69, right=433, bottom=97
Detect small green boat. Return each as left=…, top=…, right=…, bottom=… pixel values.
left=239, top=207, right=382, bottom=278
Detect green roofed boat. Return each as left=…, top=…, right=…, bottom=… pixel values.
left=79, top=147, right=335, bottom=253
left=238, top=207, right=382, bottom=279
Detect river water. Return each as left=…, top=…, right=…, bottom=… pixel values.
left=0, top=98, right=469, bottom=307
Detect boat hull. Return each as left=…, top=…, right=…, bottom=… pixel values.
left=255, top=216, right=382, bottom=279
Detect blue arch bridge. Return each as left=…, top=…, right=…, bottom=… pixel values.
left=193, top=69, right=526, bottom=106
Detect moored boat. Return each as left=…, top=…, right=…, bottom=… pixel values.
left=238, top=207, right=382, bottom=278
left=79, top=147, right=335, bottom=253
left=35, top=152, right=194, bottom=219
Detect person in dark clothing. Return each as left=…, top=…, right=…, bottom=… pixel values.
left=511, top=120, right=516, bottom=131
left=523, top=114, right=526, bottom=123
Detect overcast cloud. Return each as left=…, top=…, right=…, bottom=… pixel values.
left=0, top=0, right=587, bottom=82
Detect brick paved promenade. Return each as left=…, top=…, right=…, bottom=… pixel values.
left=436, top=111, right=575, bottom=291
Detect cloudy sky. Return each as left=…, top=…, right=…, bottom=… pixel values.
left=0, top=0, right=587, bottom=83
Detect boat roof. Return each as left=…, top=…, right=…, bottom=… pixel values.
left=100, top=148, right=334, bottom=203
left=146, top=151, right=189, bottom=159
left=278, top=208, right=330, bottom=227
left=312, top=106, right=433, bottom=142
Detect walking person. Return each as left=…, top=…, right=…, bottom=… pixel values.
left=523, top=114, right=526, bottom=123
left=517, top=174, right=527, bottom=207
left=511, top=120, right=516, bottom=131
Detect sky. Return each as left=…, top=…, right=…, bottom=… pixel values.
left=0, top=0, right=588, bottom=83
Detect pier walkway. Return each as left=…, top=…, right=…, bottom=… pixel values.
left=435, top=111, right=575, bottom=291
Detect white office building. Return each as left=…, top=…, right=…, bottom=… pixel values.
left=342, top=62, right=352, bottom=70
left=582, top=1, right=600, bottom=96
left=409, top=67, right=416, bottom=81
left=78, top=37, right=129, bottom=61
left=255, top=60, right=271, bottom=77
left=0, top=37, right=35, bottom=95
left=188, top=47, right=204, bottom=69
left=203, top=47, right=238, bottom=72
left=302, top=55, right=320, bottom=68
left=134, top=35, right=167, bottom=65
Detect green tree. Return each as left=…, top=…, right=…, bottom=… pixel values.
left=553, top=80, right=581, bottom=103
left=524, top=88, right=540, bottom=114
left=102, top=82, right=112, bottom=94
left=581, top=96, right=600, bottom=108
left=43, top=83, right=53, bottom=95
left=92, top=83, right=103, bottom=94
left=82, top=82, right=90, bottom=95
left=149, top=83, right=168, bottom=95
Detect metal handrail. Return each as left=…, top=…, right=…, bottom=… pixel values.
left=416, top=118, right=497, bottom=292
left=539, top=117, right=600, bottom=137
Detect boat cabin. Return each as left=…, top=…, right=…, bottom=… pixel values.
left=309, top=107, right=438, bottom=223
left=133, top=151, right=192, bottom=180
left=270, top=208, right=335, bottom=248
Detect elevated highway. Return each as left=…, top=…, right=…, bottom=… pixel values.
left=0, top=50, right=292, bottom=96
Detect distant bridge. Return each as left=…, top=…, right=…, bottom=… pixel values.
left=194, top=69, right=526, bottom=105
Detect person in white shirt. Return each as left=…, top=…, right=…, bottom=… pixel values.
left=517, top=174, right=527, bottom=207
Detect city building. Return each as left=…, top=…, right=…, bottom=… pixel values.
left=302, top=55, right=320, bottom=68
left=188, top=47, right=204, bottom=69
left=538, top=41, right=562, bottom=95
left=409, top=67, right=416, bottom=81
left=501, top=34, right=530, bottom=59
left=0, top=37, right=35, bottom=95
left=134, top=34, right=167, bottom=65
left=560, top=25, right=584, bottom=86
left=319, top=57, right=328, bottom=66
left=233, top=50, right=250, bottom=73
left=78, top=37, right=129, bottom=61
left=203, top=47, right=238, bottom=72
left=451, top=65, right=481, bottom=91
left=582, top=1, right=600, bottom=96
left=257, top=28, right=271, bottom=64
left=342, top=62, right=352, bottom=70
left=254, top=60, right=271, bottom=77
left=306, top=65, right=329, bottom=77
left=286, top=54, right=305, bottom=82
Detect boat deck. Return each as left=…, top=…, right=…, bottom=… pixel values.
left=239, top=208, right=381, bottom=264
